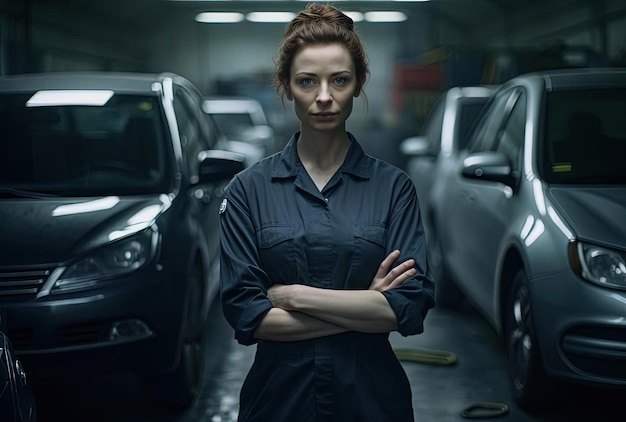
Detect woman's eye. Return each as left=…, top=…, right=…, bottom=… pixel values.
left=334, top=77, right=347, bottom=85
left=300, top=78, right=314, bottom=86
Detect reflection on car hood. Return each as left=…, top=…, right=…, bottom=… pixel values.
left=0, top=195, right=168, bottom=266
left=548, top=186, right=626, bottom=248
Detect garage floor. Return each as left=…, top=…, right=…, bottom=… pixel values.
left=34, top=299, right=624, bottom=422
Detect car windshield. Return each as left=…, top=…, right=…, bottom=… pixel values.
left=0, top=92, right=169, bottom=196
left=542, top=88, right=626, bottom=185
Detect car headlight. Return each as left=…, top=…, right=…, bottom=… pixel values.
left=570, top=240, right=626, bottom=290
left=53, top=229, right=157, bottom=293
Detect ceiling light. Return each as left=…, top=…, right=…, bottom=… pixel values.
left=344, top=11, right=364, bottom=22
left=364, top=11, right=408, bottom=22
left=246, top=12, right=296, bottom=23
left=195, top=12, right=245, bottom=23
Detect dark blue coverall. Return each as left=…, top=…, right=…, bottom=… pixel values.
left=219, top=132, right=435, bottom=422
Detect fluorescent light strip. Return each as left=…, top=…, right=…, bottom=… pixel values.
left=364, top=11, right=407, bottom=22
left=26, top=90, right=114, bottom=107
left=246, top=12, right=296, bottom=23
left=344, top=11, right=364, bottom=22
left=195, top=12, right=244, bottom=23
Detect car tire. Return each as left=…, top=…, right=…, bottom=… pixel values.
left=504, top=269, right=564, bottom=412
left=428, top=229, right=463, bottom=308
left=141, top=265, right=207, bottom=409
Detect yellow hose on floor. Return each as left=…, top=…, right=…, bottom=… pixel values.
left=393, top=347, right=457, bottom=366
left=393, top=348, right=509, bottom=418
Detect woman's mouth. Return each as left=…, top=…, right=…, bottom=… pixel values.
left=314, top=112, right=337, bottom=120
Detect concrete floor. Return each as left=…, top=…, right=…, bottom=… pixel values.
left=34, top=298, right=624, bottom=422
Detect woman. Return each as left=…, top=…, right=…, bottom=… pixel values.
left=219, top=4, right=435, bottom=421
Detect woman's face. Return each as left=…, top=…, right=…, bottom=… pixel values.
left=287, top=43, right=358, bottom=133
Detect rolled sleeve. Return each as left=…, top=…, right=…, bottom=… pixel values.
left=382, top=281, right=432, bottom=336
left=383, top=176, right=435, bottom=336
left=220, top=176, right=273, bottom=345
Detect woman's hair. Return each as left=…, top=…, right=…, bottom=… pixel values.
left=273, top=3, right=370, bottom=102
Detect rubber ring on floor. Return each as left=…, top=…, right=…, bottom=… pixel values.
left=393, top=347, right=457, bottom=366
left=461, top=402, right=509, bottom=418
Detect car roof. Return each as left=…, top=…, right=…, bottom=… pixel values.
left=451, top=85, right=499, bottom=98
left=0, top=71, right=191, bottom=94
left=509, top=67, right=626, bottom=90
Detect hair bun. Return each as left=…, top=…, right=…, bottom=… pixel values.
left=301, top=3, right=354, bottom=31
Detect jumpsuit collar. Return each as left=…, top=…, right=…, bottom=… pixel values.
left=271, top=131, right=371, bottom=181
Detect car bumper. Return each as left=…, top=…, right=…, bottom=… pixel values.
left=2, top=265, right=186, bottom=379
left=531, top=269, right=626, bottom=386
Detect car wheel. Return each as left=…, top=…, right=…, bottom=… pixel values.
left=504, top=269, right=562, bottom=412
left=142, top=265, right=207, bottom=409
left=428, top=229, right=462, bottom=308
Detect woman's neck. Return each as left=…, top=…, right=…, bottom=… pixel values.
left=297, top=129, right=351, bottom=191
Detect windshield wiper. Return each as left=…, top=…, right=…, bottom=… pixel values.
left=0, top=187, right=56, bottom=198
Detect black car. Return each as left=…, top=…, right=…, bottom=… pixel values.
left=0, top=71, right=245, bottom=408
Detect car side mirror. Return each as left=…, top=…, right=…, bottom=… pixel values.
left=399, top=136, right=432, bottom=157
left=196, top=150, right=246, bottom=184
left=461, top=151, right=515, bottom=186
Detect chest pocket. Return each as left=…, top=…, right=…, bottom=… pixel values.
left=256, top=224, right=298, bottom=284
left=348, top=222, right=387, bottom=289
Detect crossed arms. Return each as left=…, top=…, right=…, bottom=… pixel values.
left=253, top=250, right=416, bottom=342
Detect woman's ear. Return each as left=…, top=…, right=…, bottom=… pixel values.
left=282, top=78, right=293, bottom=101
left=354, top=74, right=367, bottom=97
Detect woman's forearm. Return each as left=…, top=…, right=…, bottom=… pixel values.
left=270, top=285, right=398, bottom=333
left=253, top=307, right=348, bottom=342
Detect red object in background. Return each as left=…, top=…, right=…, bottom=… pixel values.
left=391, top=64, right=443, bottom=111
left=395, top=63, right=442, bottom=90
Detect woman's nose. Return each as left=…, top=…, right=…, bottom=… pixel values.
left=316, top=83, right=332, bottom=104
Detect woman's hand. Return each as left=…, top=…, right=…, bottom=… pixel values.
left=267, top=284, right=296, bottom=310
left=369, top=250, right=416, bottom=292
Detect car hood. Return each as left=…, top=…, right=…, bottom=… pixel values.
left=0, top=195, right=170, bottom=267
left=547, top=186, right=626, bottom=248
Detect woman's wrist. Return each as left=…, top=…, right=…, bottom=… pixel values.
left=285, top=284, right=307, bottom=311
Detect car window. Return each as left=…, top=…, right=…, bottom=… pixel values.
left=0, top=92, right=168, bottom=195
left=542, top=88, right=626, bottom=184
left=496, top=90, right=526, bottom=177
left=421, top=95, right=445, bottom=155
left=468, top=90, right=514, bottom=153
left=456, top=98, right=491, bottom=150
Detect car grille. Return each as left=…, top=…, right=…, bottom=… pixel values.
left=7, top=327, right=34, bottom=350
left=0, top=268, right=49, bottom=301
left=0, top=268, right=111, bottom=351
left=8, top=321, right=108, bottom=351
left=59, top=321, right=107, bottom=346
left=562, top=325, right=626, bottom=381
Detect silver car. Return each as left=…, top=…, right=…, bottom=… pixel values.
left=202, top=96, right=277, bottom=163
left=430, top=68, right=626, bottom=411
left=399, top=85, right=496, bottom=304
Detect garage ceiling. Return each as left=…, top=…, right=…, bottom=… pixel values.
left=31, top=0, right=585, bottom=35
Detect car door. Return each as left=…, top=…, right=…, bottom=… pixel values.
left=440, top=88, right=521, bottom=311
left=173, top=86, right=225, bottom=300
left=472, top=89, right=527, bottom=317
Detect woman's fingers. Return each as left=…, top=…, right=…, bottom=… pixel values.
left=370, top=251, right=416, bottom=291
left=375, top=249, right=400, bottom=278
left=384, top=264, right=416, bottom=290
